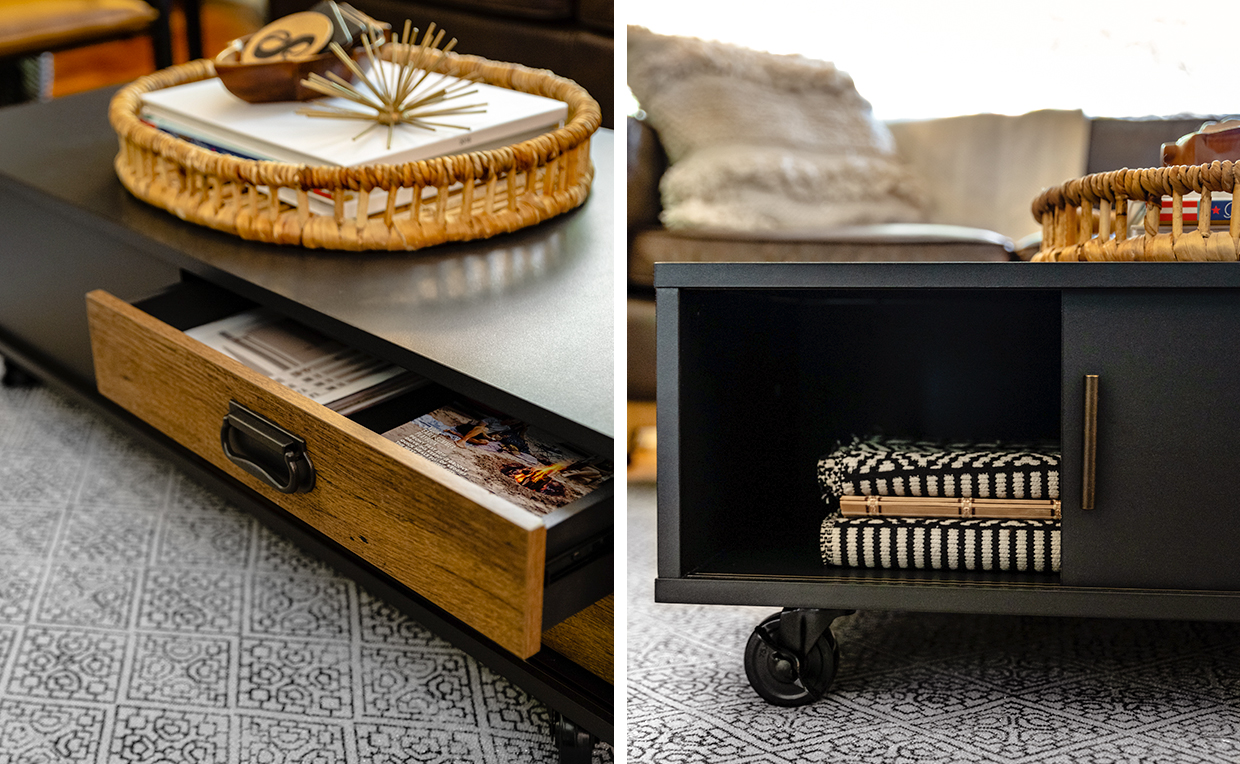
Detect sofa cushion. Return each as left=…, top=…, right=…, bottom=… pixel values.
left=627, top=26, right=925, bottom=232
left=886, top=110, right=1090, bottom=243
left=628, top=224, right=1014, bottom=286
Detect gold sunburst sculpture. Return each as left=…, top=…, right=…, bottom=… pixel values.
left=297, top=21, right=487, bottom=149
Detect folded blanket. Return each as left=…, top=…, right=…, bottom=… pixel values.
left=818, top=436, right=1060, bottom=503
left=817, top=437, right=1061, bottom=572
left=819, top=515, right=1060, bottom=572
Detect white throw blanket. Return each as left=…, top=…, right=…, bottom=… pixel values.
left=887, top=110, right=1090, bottom=243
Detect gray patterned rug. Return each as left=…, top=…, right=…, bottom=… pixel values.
left=627, top=483, right=1240, bottom=763
left=0, top=376, right=610, bottom=763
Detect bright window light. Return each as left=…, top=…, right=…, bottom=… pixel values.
left=626, top=1, right=1237, bottom=121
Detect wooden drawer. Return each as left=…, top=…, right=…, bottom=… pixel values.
left=86, top=282, right=612, bottom=659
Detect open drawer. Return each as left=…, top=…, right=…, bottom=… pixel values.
left=85, top=279, right=612, bottom=659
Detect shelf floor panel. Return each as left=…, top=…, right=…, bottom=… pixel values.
left=685, top=542, right=1061, bottom=586
left=659, top=548, right=1240, bottom=623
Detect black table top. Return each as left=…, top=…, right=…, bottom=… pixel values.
left=655, top=260, right=1240, bottom=290
left=0, top=88, right=614, bottom=452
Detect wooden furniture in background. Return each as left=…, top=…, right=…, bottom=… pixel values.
left=49, top=0, right=260, bottom=98
left=628, top=399, right=657, bottom=482
left=0, top=0, right=161, bottom=60
left=542, top=594, right=613, bottom=681
left=0, top=0, right=164, bottom=102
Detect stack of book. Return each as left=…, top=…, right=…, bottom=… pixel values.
left=1157, top=193, right=1233, bottom=228
left=138, top=59, right=569, bottom=217
left=817, top=436, right=1061, bottom=573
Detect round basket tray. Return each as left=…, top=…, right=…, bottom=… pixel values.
left=109, top=48, right=601, bottom=251
left=1030, top=161, right=1240, bottom=262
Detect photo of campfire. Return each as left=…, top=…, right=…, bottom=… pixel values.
left=382, top=401, right=611, bottom=516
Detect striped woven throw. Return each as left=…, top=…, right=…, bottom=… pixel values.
left=817, top=436, right=1061, bottom=572
left=818, top=436, right=1060, bottom=501
left=819, top=515, right=1060, bottom=572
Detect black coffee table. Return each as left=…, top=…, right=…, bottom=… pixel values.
left=0, top=87, right=614, bottom=755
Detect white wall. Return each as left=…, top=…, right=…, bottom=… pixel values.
left=624, top=1, right=1238, bottom=121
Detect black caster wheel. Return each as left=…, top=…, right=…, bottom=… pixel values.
left=552, top=711, right=597, bottom=764
left=1, top=358, right=39, bottom=388
left=744, top=610, right=841, bottom=706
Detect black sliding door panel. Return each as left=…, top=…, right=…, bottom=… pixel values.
left=1062, top=288, right=1240, bottom=590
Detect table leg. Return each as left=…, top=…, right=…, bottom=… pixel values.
left=148, top=0, right=174, bottom=68
left=182, top=0, right=203, bottom=60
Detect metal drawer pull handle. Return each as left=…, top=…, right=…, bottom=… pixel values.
left=1082, top=375, right=1098, bottom=511
left=220, top=400, right=315, bottom=494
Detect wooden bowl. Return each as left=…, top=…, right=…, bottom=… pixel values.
left=214, top=35, right=362, bottom=103
left=1162, top=120, right=1240, bottom=167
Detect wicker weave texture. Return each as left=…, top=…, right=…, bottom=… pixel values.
left=109, top=48, right=600, bottom=251
left=1030, top=162, right=1240, bottom=262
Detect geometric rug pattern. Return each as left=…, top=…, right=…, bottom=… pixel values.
left=627, top=483, right=1240, bottom=763
left=0, top=379, right=610, bottom=763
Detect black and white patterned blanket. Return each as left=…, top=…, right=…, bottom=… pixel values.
left=819, top=515, right=1060, bottom=572
left=818, top=436, right=1060, bottom=503
left=817, top=437, right=1062, bottom=572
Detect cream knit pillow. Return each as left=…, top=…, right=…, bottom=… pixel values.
left=628, top=26, right=926, bottom=231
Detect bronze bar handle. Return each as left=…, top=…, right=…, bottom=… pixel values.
left=1082, top=375, right=1098, bottom=510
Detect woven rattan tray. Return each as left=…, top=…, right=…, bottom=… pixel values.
left=1030, top=162, right=1240, bottom=261
left=109, top=48, right=600, bottom=251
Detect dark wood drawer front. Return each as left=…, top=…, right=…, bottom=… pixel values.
left=87, top=289, right=548, bottom=657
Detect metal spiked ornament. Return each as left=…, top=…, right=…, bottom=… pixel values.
left=297, top=21, right=487, bottom=149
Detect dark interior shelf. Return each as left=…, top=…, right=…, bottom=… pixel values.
left=667, top=286, right=1062, bottom=581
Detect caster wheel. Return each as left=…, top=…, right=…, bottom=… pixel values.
left=552, top=712, right=596, bottom=764
left=744, top=612, right=839, bottom=706
left=1, top=358, right=39, bottom=388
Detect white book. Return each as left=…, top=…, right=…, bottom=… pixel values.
left=140, top=59, right=568, bottom=216
left=141, top=113, right=550, bottom=217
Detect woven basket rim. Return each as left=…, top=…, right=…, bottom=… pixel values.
left=1031, top=160, right=1240, bottom=221
left=109, top=46, right=602, bottom=192
left=1029, top=160, right=1240, bottom=262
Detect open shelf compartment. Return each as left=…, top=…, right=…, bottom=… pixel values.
left=660, top=285, right=1062, bottom=590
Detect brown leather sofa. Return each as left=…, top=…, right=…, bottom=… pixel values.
left=627, top=114, right=1218, bottom=402
left=269, top=0, right=613, bottom=128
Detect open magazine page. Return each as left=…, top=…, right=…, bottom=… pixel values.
left=382, top=401, right=612, bottom=516
left=185, top=309, right=422, bottom=413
